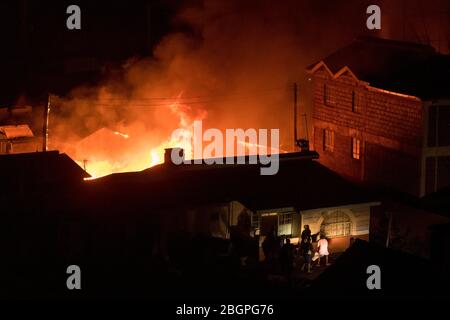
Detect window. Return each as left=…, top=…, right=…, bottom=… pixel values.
left=0, top=141, right=7, bottom=154
left=278, top=213, right=292, bottom=236
left=279, top=213, right=292, bottom=225
left=251, top=213, right=260, bottom=230
left=323, top=129, right=334, bottom=152
left=352, top=137, right=361, bottom=159
left=352, top=89, right=362, bottom=113
left=324, top=84, right=336, bottom=106
left=321, top=211, right=351, bottom=238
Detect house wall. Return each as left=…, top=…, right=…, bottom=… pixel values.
left=311, top=68, right=424, bottom=196
left=0, top=138, right=39, bottom=154
left=253, top=207, right=298, bottom=237
left=183, top=203, right=230, bottom=238
left=300, top=203, right=373, bottom=252
left=422, top=101, right=450, bottom=195
left=229, top=200, right=249, bottom=226
left=179, top=201, right=252, bottom=239
left=370, top=202, right=450, bottom=258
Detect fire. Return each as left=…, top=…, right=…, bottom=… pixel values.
left=62, top=94, right=284, bottom=180
left=76, top=94, right=204, bottom=179
left=237, top=140, right=285, bottom=155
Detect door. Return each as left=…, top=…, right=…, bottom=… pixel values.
left=260, top=214, right=278, bottom=236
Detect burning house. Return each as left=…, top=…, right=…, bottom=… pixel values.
left=307, top=36, right=450, bottom=197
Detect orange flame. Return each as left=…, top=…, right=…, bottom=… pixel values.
left=78, top=94, right=205, bottom=179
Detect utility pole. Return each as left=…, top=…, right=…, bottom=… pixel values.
left=302, top=113, right=309, bottom=141
left=386, top=212, right=393, bottom=248
left=293, top=83, right=310, bottom=152
left=43, top=94, right=51, bottom=152
left=293, top=82, right=298, bottom=146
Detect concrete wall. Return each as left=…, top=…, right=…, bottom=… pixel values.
left=300, top=204, right=370, bottom=236
left=181, top=201, right=252, bottom=239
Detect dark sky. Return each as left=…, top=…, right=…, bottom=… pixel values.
left=0, top=0, right=448, bottom=106
left=0, top=1, right=178, bottom=105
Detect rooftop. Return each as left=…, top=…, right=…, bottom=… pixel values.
left=307, top=36, right=450, bottom=100
left=0, top=150, right=91, bottom=184
left=87, top=150, right=377, bottom=212
left=0, top=124, right=34, bottom=139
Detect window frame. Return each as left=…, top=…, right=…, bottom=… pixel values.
left=323, top=83, right=337, bottom=107
left=352, top=137, right=361, bottom=160
left=251, top=212, right=260, bottom=230
left=321, top=211, right=352, bottom=238
left=352, top=89, right=358, bottom=113
left=323, top=128, right=335, bottom=152
left=278, top=213, right=292, bottom=236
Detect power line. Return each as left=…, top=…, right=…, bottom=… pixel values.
left=66, top=85, right=289, bottom=104
left=62, top=89, right=290, bottom=109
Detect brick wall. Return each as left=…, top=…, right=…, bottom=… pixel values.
left=311, top=68, right=424, bottom=196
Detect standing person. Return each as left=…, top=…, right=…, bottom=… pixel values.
left=300, top=237, right=313, bottom=273
left=280, top=238, right=294, bottom=277
left=301, top=225, right=312, bottom=242
left=317, top=234, right=330, bottom=267
left=262, top=227, right=277, bottom=262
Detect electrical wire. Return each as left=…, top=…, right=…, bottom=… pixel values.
left=66, top=85, right=290, bottom=108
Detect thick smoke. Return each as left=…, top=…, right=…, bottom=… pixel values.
left=49, top=0, right=450, bottom=176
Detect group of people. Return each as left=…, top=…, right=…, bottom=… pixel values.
left=262, top=225, right=331, bottom=277
left=299, top=225, right=330, bottom=273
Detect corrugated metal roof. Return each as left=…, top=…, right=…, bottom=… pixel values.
left=0, top=124, right=34, bottom=139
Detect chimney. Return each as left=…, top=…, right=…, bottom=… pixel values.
left=164, top=148, right=184, bottom=165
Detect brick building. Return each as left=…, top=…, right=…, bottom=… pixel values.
left=307, top=36, right=450, bottom=197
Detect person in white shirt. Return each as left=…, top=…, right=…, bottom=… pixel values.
left=317, top=234, right=330, bottom=266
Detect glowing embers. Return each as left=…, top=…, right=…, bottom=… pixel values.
left=114, top=131, right=129, bottom=139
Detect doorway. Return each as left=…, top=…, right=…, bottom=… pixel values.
left=260, top=213, right=278, bottom=236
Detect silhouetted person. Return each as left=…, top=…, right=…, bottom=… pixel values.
left=301, top=225, right=312, bottom=242
left=302, top=225, right=320, bottom=242
left=262, top=227, right=277, bottom=262
left=279, top=238, right=294, bottom=277
left=300, top=237, right=313, bottom=273
left=231, top=210, right=253, bottom=267
left=350, top=237, right=355, bottom=246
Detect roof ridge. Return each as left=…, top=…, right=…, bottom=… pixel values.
left=355, top=35, right=436, bottom=52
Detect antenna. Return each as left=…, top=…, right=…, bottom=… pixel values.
left=293, top=82, right=298, bottom=144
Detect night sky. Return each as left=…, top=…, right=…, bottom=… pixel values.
left=0, top=0, right=448, bottom=106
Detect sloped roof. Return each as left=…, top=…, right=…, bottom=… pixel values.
left=0, top=151, right=91, bottom=183
left=86, top=151, right=377, bottom=212
left=0, top=124, right=34, bottom=139
left=307, top=36, right=450, bottom=99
